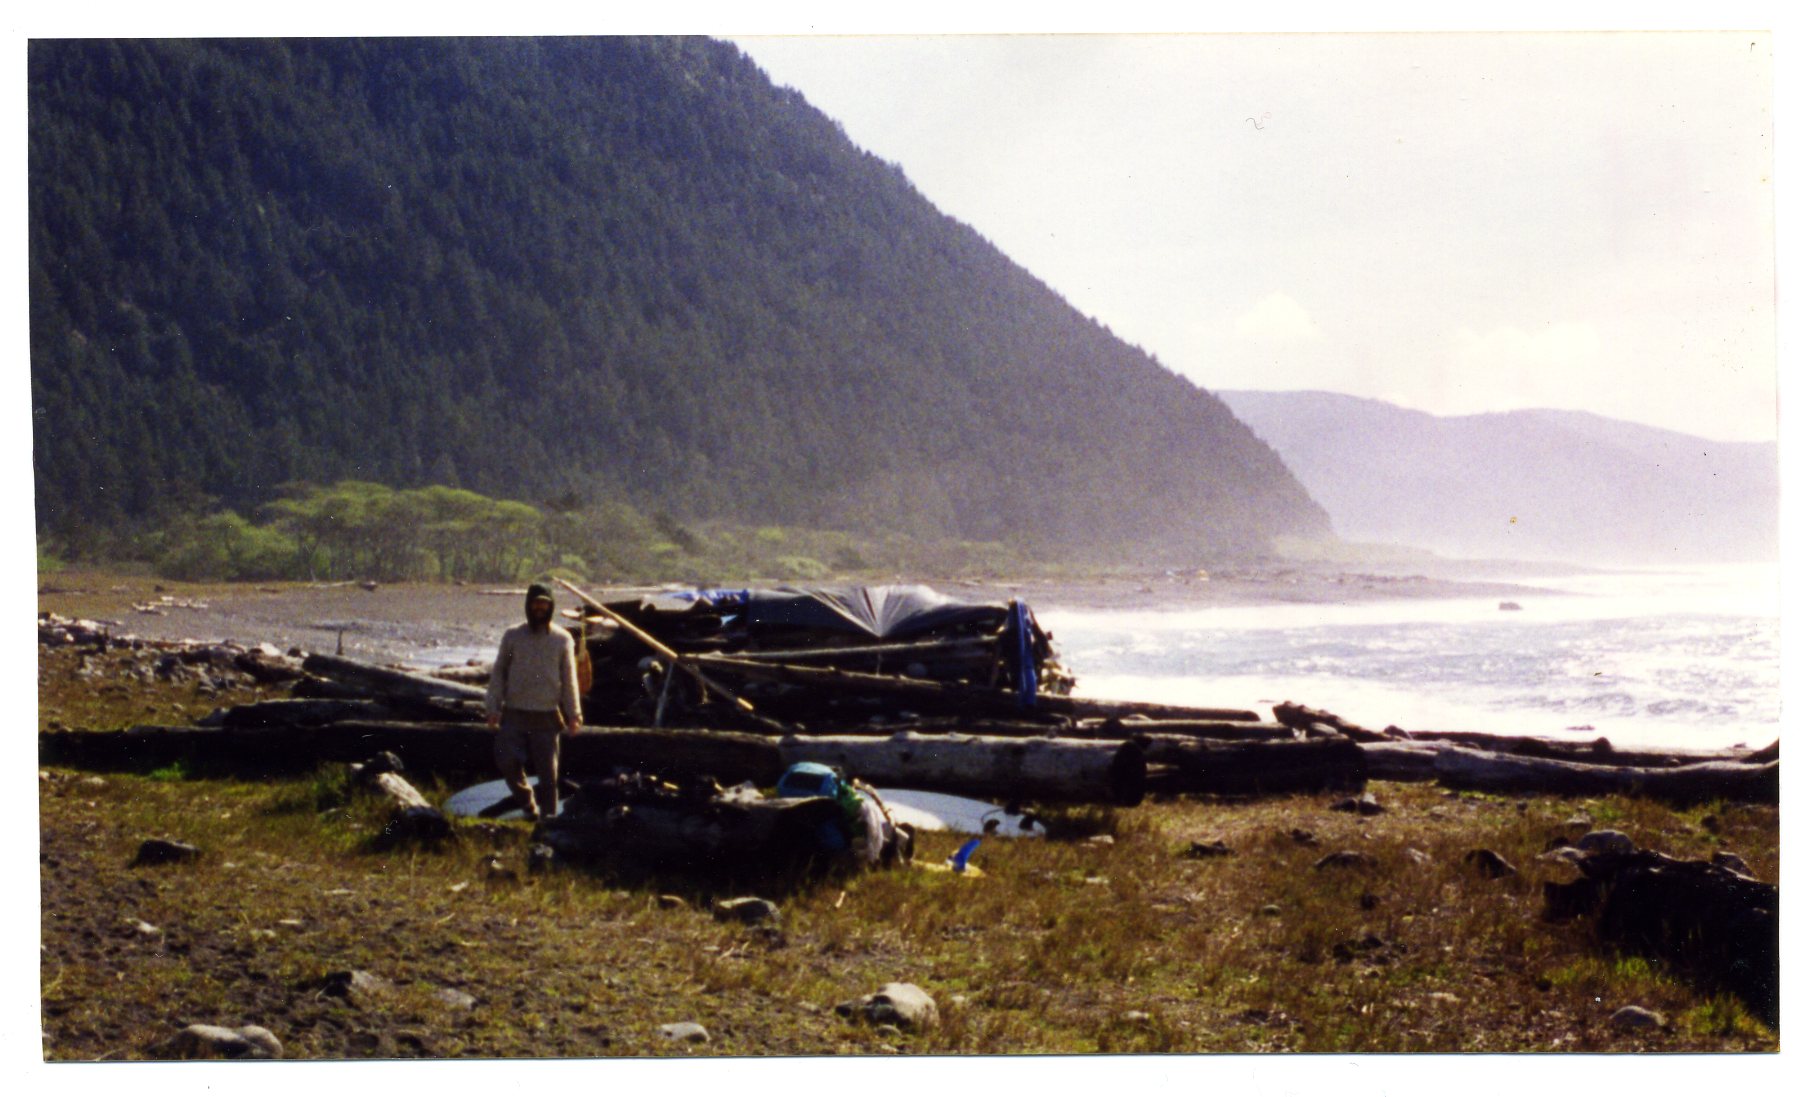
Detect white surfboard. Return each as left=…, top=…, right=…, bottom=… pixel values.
left=443, top=778, right=565, bottom=820
left=874, top=788, right=1046, bottom=838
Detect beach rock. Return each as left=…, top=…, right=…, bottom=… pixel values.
left=1610, top=1005, right=1665, bottom=1030
left=1289, top=828, right=1319, bottom=846
left=130, top=919, right=161, bottom=937
left=160, top=1023, right=282, bottom=1060
left=1259, top=903, right=1283, bottom=917
left=1358, top=892, right=1380, bottom=911
left=1463, top=848, right=1518, bottom=878
left=1085, top=834, right=1116, bottom=846
left=1330, top=792, right=1386, bottom=816
left=527, top=844, right=557, bottom=874
left=837, top=983, right=939, bottom=1031
left=321, top=969, right=391, bottom=1002
left=1712, top=851, right=1756, bottom=877
left=432, top=987, right=477, bottom=1010
left=1123, top=1010, right=1152, bottom=1023
left=713, top=897, right=779, bottom=925
left=1575, top=830, right=1636, bottom=855
left=1186, top=839, right=1233, bottom=858
left=484, top=857, right=518, bottom=883
left=657, top=894, right=687, bottom=910
left=132, top=839, right=200, bottom=867
left=659, top=1022, right=709, bottom=1043
left=1314, top=850, right=1370, bottom=870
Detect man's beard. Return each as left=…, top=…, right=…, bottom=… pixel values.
left=527, top=607, right=554, bottom=631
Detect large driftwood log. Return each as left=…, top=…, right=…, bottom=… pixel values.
left=1432, top=744, right=1778, bottom=804
left=777, top=732, right=1145, bottom=806
left=209, top=698, right=407, bottom=728
left=1358, top=740, right=1444, bottom=781
left=300, top=653, right=487, bottom=704
left=1089, top=717, right=1296, bottom=741
left=1272, top=702, right=1402, bottom=742
left=1047, top=696, right=1260, bottom=722
left=1143, top=736, right=1367, bottom=796
left=1404, top=729, right=1755, bottom=768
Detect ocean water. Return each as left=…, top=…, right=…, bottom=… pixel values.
left=1039, top=564, right=1780, bottom=751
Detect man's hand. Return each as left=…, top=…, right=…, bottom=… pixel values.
left=486, top=712, right=501, bottom=730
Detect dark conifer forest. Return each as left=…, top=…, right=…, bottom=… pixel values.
left=30, top=36, right=1330, bottom=567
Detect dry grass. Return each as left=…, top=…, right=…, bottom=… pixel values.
left=38, top=764, right=1778, bottom=1059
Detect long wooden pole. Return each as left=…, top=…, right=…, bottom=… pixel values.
left=554, top=578, right=783, bottom=732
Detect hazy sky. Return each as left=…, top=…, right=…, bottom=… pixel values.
left=730, top=33, right=1776, bottom=442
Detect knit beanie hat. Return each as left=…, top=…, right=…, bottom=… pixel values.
left=525, top=583, right=556, bottom=615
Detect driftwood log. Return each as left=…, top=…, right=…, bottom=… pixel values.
left=776, top=732, right=1145, bottom=806
left=1432, top=745, right=1778, bottom=804
left=1087, top=717, right=1296, bottom=742
left=300, top=654, right=487, bottom=704
left=1273, top=702, right=1401, bottom=742
left=1544, top=849, right=1777, bottom=1026
left=1143, top=736, right=1367, bottom=796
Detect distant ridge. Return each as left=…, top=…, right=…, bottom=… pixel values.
left=1218, top=390, right=1777, bottom=564
left=28, top=37, right=1330, bottom=563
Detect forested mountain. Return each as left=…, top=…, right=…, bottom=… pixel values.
left=1218, top=391, right=1777, bottom=564
left=28, top=36, right=1329, bottom=564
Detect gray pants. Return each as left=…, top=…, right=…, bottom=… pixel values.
left=494, top=708, right=563, bottom=818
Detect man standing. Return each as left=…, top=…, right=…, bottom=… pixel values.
left=485, top=583, right=584, bottom=820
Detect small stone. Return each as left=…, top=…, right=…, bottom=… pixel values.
left=1289, top=828, right=1319, bottom=846
left=836, top=983, right=939, bottom=1031
left=1463, top=848, right=1518, bottom=878
left=660, top=1022, right=710, bottom=1043
left=1358, top=892, right=1380, bottom=911
left=485, top=857, right=517, bottom=882
left=161, top=1023, right=281, bottom=1059
left=80, top=776, right=107, bottom=789
left=713, top=897, right=779, bottom=925
left=1610, top=1005, right=1665, bottom=1030
left=1085, top=834, right=1116, bottom=846
left=321, top=969, right=391, bottom=1001
left=874, top=1023, right=902, bottom=1038
left=1576, top=830, right=1636, bottom=855
left=1330, top=792, right=1386, bottom=816
left=1712, top=851, right=1756, bottom=877
left=1314, top=850, right=1370, bottom=870
left=526, top=844, right=557, bottom=874
left=130, top=919, right=161, bottom=937
left=1259, top=903, right=1283, bottom=917
left=1565, top=814, right=1594, bottom=829
left=657, top=894, right=687, bottom=910
left=1405, top=848, right=1432, bottom=865
left=432, top=987, right=477, bottom=1010
left=1186, top=839, right=1233, bottom=858
left=132, top=839, right=200, bottom=867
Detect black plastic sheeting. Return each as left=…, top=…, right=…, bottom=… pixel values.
left=743, top=584, right=1007, bottom=640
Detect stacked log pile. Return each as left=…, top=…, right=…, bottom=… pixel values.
left=38, top=642, right=1779, bottom=807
